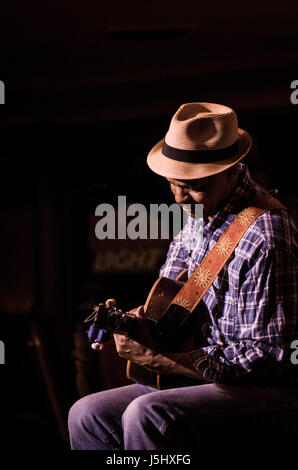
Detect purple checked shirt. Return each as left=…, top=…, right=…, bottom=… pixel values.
left=159, top=164, right=298, bottom=384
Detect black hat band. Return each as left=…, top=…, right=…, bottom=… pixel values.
left=162, top=140, right=239, bottom=163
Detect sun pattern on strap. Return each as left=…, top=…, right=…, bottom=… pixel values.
left=237, top=207, right=256, bottom=225
left=215, top=236, right=233, bottom=256
left=173, top=297, right=191, bottom=310
left=194, top=267, right=212, bottom=287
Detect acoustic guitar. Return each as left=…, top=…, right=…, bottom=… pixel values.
left=85, top=270, right=205, bottom=389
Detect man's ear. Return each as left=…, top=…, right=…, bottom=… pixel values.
left=226, top=165, right=238, bottom=177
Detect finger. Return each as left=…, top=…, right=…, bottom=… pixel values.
left=113, top=333, right=130, bottom=346
left=113, top=334, right=123, bottom=353
left=113, top=334, right=133, bottom=355
left=127, top=307, right=138, bottom=315
left=105, top=298, right=117, bottom=308
left=136, top=305, right=145, bottom=319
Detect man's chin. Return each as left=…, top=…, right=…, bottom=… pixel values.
left=181, top=204, right=204, bottom=219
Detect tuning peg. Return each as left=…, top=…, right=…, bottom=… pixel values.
left=91, top=341, right=104, bottom=350
left=105, top=298, right=117, bottom=308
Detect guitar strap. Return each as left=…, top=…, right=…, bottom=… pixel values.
left=168, top=193, right=285, bottom=314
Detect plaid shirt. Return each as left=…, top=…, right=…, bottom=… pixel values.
left=159, top=164, right=298, bottom=384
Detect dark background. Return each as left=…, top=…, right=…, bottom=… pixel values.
left=1, top=0, right=298, bottom=453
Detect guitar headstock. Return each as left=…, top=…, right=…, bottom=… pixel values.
left=84, top=298, right=126, bottom=350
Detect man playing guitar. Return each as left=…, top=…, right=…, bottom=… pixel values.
left=68, top=103, right=298, bottom=449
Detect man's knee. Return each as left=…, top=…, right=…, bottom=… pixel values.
left=68, top=393, right=122, bottom=450
left=122, top=393, right=188, bottom=449
left=122, top=393, right=170, bottom=433
left=68, top=395, right=93, bottom=432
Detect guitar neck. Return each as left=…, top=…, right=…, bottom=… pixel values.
left=93, top=306, right=159, bottom=350
left=92, top=302, right=193, bottom=353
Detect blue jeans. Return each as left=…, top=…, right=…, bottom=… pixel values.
left=68, top=382, right=298, bottom=450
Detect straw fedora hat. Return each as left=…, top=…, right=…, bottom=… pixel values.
left=147, top=102, right=252, bottom=179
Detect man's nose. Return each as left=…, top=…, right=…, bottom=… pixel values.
left=174, top=187, right=190, bottom=204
